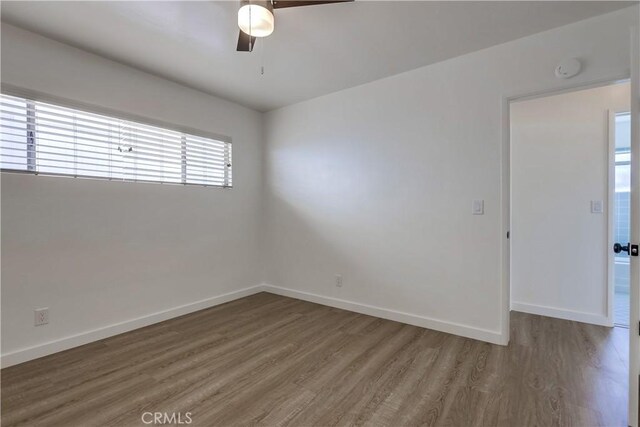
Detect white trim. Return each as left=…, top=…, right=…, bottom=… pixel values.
left=262, top=284, right=506, bottom=345
left=608, top=109, right=617, bottom=328
left=511, top=301, right=611, bottom=327
left=508, top=75, right=630, bottom=105
left=628, top=25, right=639, bottom=427
left=0, top=285, right=265, bottom=368
left=500, top=96, right=511, bottom=344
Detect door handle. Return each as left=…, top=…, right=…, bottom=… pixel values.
left=614, top=242, right=630, bottom=254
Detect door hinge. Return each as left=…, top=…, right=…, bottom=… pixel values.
left=632, top=244, right=639, bottom=257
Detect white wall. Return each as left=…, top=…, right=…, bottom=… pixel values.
left=263, top=7, right=638, bottom=344
left=0, top=24, right=264, bottom=365
left=510, top=83, right=630, bottom=325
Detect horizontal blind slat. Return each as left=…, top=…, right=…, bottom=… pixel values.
left=3, top=102, right=186, bottom=141
left=1, top=169, right=226, bottom=187
left=2, top=152, right=227, bottom=180
left=2, top=121, right=227, bottom=159
left=0, top=94, right=232, bottom=187
left=1, top=126, right=228, bottom=161
left=28, top=157, right=225, bottom=181
left=1, top=134, right=228, bottom=166
left=2, top=108, right=227, bottom=150
left=14, top=168, right=225, bottom=188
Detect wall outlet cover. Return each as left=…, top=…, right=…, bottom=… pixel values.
left=472, top=200, right=484, bottom=215
left=591, top=200, right=604, bottom=214
left=34, top=308, right=49, bottom=326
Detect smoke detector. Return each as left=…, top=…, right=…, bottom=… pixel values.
left=555, top=58, right=581, bottom=79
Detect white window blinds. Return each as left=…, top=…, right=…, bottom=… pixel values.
left=0, top=93, right=232, bottom=187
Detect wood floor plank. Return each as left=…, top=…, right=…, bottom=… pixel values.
left=287, top=324, right=423, bottom=426
left=1, top=293, right=629, bottom=426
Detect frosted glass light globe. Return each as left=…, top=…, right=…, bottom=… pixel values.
left=238, top=3, right=274, bottom=37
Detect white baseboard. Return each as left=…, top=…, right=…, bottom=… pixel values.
left=511, top=301, right=612, bottom=327
left=2, top=283, right=510, bottom=368
left=1, top=285, right=265, bottom=368
left=261, top=284, right=507, bottom=345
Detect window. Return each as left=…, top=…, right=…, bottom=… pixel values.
left=0, top=93, right=232, bottom=187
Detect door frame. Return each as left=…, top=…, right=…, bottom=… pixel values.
left=629, top=25, right=639, bottom=427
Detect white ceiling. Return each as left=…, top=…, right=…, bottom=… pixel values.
left=0, top=1, right=635, bottom=111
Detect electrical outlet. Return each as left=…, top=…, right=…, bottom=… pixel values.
left=34, top=308, right=49, bottom=326
left=591, top=200, right=604, bottom=214
left=335, top=274, right=343, bottom=288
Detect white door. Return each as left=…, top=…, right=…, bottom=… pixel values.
left=628, top=25, right=639, bottom=427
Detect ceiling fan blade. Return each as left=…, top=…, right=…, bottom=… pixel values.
left=237, top=30, right=256, bottom=52
left=272, top=0, right=353, bottom=9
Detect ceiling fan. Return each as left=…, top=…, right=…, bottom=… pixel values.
left=237, top=0, right=354, bottom=52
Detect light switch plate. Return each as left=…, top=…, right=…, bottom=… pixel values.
left=472, top=200, right=484, bottom=215
left=591, top=200, right=603, bottom=214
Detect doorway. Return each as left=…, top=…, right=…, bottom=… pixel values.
left=510, top=81, right=630, bottom=327
left=612, top=111, right=631, bottom=327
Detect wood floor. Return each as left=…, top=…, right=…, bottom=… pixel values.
left=1, top=293, right=629, bottom=426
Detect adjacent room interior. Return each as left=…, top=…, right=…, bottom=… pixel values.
left=510, top=81, right=631, bottom=329
left=1, top=1, right=639, bottom=426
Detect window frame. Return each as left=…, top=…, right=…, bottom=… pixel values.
left=0, top=84, right=233, bottom=189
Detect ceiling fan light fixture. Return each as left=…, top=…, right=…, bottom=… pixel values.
left=238, top=1, right=274, bottom=38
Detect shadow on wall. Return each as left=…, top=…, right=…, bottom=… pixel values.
left=262, top=184, right=499, bottom=335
